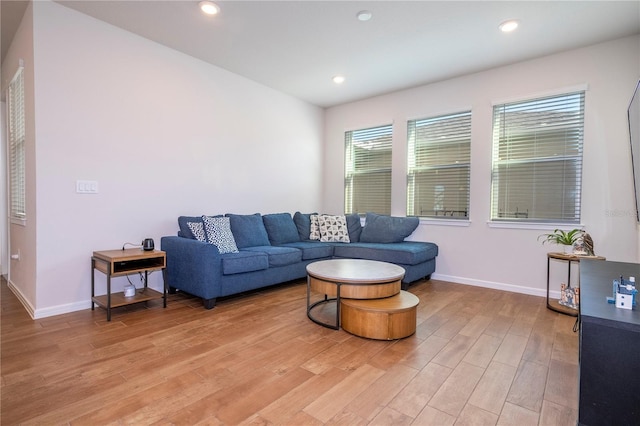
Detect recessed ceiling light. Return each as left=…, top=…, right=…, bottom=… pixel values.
left=332, top=75, right=345, bottom=84
left=199, top=1, right=220, bottom=16
left=499, top=20, right=519, bottom=33
left=357, top=10, right=372, bottom=22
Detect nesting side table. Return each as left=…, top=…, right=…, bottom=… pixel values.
left=546, top=252, right=605, bottom=316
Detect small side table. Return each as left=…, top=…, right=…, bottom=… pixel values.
left=546, top=252, right=605, bottom=317
left=91, top=249, right=167, bottom=321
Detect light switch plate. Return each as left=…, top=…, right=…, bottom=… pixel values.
left=76, top=180, right=98, bottom=194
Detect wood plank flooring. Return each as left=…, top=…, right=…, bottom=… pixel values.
left=1, top=277, right=579, bottom=425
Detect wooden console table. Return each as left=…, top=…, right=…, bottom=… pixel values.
left=91, top=249, right=166, bottom=321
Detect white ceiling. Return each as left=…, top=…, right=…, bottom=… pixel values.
left=4, top=1, right=640, bottom=107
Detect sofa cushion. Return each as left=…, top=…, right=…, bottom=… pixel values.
left=278, top=241, right=335, bottom=260
left=293, top=212, right=317, bottom=241
left=346, top=213, right=362, bottom=242
left=318, top=215, right=350, bottom=243
left=202, top=215, right=239, bottom=254
left=221, top=251, right=269, bottom=275
left=263, top=213, right=300, bottom=245
left=187, top=221, right=207, bottom=242
left=226, top=213, right=271, bottom=248
left=242, top=246, right=302, bottom=267
left=360, top=213, right=420, bottom=243
left=333, top=242, right=438, bottom=266
left=178, top=215, right=202, bottom=239
left=178, top=215, right=222, bottom=239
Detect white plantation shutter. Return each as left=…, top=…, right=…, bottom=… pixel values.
left=7, top=65, right=26, bottom=221
left=491, top=92, right=585, bottom=223
left=345, top=124, right=392, bottom=215
left=407, top=111, right=471, bottom=218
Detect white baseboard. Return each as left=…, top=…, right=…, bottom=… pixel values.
left=34, top=300, right=93, bottom=319
left=8, top=282, right=165, bottom=320
left=431, top=273, right=557, bottom=299
left=7, top=279, right=35, bottom=319
left=7, top=279, right=93, bottom=319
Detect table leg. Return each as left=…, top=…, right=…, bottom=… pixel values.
left=307, top=276, right=340, bottom=330
left=335, top=283, right=341, bottom=329
left=106, top=272, right=111, bottom=322
left=162, top=268, right=167, bottom=308
left=547, top=256, right=552, bottom=309
left=91, top=258, right=95, bottom=310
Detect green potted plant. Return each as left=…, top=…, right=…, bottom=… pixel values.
left=538, top=229, right=583, bottom=253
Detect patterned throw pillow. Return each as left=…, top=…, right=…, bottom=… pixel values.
left=202, top=215, right=239, bottom=254
left=317, top=215, right=350, bottom=243
left=187, top=221, right=207, bottom=242
left=309, top=214, right=321, bottom=240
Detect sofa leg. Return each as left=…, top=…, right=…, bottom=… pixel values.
left=168, top=286, right=177, bottom=294
left=401, top=282, right=409, bottom=291
left=203, top=298, right=216, bottom=309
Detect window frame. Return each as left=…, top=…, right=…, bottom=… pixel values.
left=344, top=124, right=393, bottom=215
left=489, top=90, right=585, bottom=225
left=407, top=110, right=472, bottom=220
left=7, top=64, right=26, bottom=225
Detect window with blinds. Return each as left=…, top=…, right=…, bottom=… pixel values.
left=491, top=92, right=585, bottom=223
left=407, top=111, right=471, bottom=219
left=344, top=124, right=392, bottom=215
left=7, top=65, right=26, bottom=222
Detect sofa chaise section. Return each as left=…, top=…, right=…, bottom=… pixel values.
left=333, top=241, right=438, bottom=286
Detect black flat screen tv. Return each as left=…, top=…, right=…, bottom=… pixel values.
left=629, top=80, right=640, bottom=223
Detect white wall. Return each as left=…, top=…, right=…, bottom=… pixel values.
left=324, top=35, right=640, bottom=296
left=1, top=1, right=37, bottom=313
left=15, top=0, right=323, bottom=317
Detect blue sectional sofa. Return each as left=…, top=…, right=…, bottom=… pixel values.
left=161, top=212, right=438, bottom=309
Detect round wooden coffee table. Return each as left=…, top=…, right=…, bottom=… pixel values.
left=306, top=259, right=418, bottom=339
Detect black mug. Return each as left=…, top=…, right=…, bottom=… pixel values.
left=142, top=238, right=155, bottom=251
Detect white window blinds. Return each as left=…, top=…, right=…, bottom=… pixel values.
left=345, top=124, right=392, bottom=215
left=491, top=92, right=585, bottom=223
left=7, top=65, right=26, bottom=221
left=407, top=111, right=471, bottom=218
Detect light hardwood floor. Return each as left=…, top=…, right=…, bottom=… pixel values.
left=1, top=277, right=579, bottom=425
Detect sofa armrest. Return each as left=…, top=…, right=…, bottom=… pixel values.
left=161, top=236, right=223, bottom=300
